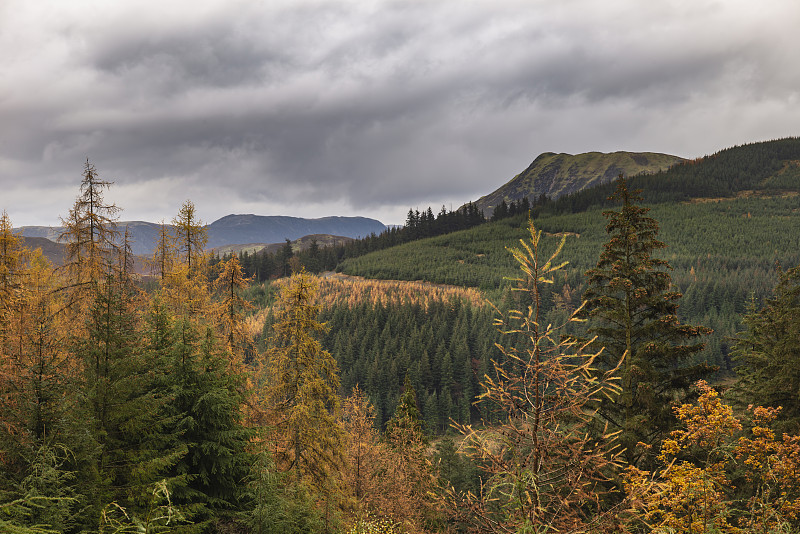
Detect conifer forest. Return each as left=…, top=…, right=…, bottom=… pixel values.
left=7, top=139, right=800, bottom=533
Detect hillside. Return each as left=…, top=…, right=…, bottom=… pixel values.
left=211, top=234, right=355, bottom=256
left=19, top=236, right=66, bottom=264
left=475, top=150, right=684, bottom=214
left=338, top=136, right=800, bottom=378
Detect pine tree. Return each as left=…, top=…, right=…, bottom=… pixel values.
left=264, top=270, right=344, bottom=494
left=580, top=175, right=712, bottom=465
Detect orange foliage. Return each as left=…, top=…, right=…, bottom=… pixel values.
left=624, top=380, right=800, bottom=533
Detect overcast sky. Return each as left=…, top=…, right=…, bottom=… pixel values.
left=2, top=0, right=799, bottom=227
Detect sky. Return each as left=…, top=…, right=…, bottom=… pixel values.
left=2, top=0, right=799, bottom=228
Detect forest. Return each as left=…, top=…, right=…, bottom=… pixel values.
left=5, top=145, right=800, bottom=533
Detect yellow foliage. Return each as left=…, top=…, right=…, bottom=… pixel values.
left=624, top=380, right=800, bottom=533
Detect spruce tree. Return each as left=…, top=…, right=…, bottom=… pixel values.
left=165, top=318, right=253, bottom=531
left=734, top=265, right=800, bottom=432
left=75, top=275, right=184, bottom=527
left=581, top=175, right=712, bottom=465
left=385, top=374, right=423, bottom=441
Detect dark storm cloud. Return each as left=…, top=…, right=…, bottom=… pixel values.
left=1, top=0, right=799, bottom=226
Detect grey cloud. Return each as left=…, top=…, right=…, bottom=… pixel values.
left=2, top=0, right=800, bottom=227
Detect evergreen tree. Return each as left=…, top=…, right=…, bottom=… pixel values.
left=580, top=175, right=712, bottom=465
left=75, top=276, right=184, bottom=527
left=385, top=374, right=423, bottom=441
left=165, top=319, right=253, bottom=531
left=734, top=265, right=800, bottom=432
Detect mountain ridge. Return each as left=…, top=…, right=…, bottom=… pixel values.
left=17, top=214, right=385, bottom=257
left=475, top=150, right=685, bottom=215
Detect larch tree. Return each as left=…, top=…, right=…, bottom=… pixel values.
left=264, top=270, right=344, bottom=496
left=212, top=254, right=253, bottom=371
left=172, top=200, right=207, bottom=274
left=166, top=200, right=211, bottom=321
left=453, top=220, right=624, bottom=534
left=340, top=386, right=382, bottom=519
left=0, top=211, right=26, bottom=358
left=0, top=211, right=29, bottom=471
left=580, top=175, right=712, bottom=466
left=149, top=220, right=176, bottom=282
left=58, top=159, right=120, bottom=312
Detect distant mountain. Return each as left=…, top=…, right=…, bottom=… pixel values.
left=205, top=215, right=383, bottom=250
left=17, top=215, right=385, bottom=257
left=16, top=223, right=163, bottom=257
left=475, top=151, right=685, bottom=215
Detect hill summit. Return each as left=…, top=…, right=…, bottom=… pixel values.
left=475, top=151, right=685, bottom=215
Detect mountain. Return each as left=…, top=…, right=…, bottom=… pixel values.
left=17, top=215, right=385, bottom=257
left=475, top=151, right=685, bottom=215
left=17, top=221, right=165, bottom=257
left=205, top=215, right=384, bottom=250
left=19, top=236, right=66, bottom=265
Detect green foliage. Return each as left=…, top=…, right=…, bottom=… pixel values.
left=97, top=479, right=184, bottom=534
left=734, top=264, right=800, bottom=432
left=75, top=277, right=185, bottom=526
left=163, top=318, right=252, bottom=530
left=18, top=444, right=77, bottom=532
left=338, top=193, right=800, bottom=378
left=241, top=450, right=323, bottom=534
left=385, top=375, right=422, bottom=443
left=432, top=437, right=479, bottom=498
left=580, top=176, right=712, bottom=465
left=304, top=297, right=497, bottom=432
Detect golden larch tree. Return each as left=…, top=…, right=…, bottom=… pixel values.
left=264, top=269, right=344, bottom=494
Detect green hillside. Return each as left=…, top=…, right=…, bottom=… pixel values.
left=338, top=194, right=800, bottom=373
left=476, top=150, right=685, bottom=214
